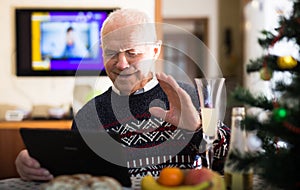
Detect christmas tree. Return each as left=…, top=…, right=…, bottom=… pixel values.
left=229, top=0, right=300, bottom=189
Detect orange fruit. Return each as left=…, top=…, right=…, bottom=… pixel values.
left=157, top=167, right=184, bottom=186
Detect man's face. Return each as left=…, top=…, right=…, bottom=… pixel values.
left=102, top=25, right=160, bottom=95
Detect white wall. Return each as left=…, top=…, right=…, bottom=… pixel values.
left=0, top=0, right=155, bottom=112
left=243, top=0, right=293, bottom=97
left=162, top=0, right=219, bottom=77
left=0, top=0, right=220, bottom=115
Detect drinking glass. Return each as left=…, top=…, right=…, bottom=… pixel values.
left=194, top=77, right=225, bottom=169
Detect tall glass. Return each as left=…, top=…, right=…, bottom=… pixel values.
left=194, top=78, right=225, bottom=169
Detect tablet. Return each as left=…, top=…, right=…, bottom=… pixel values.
left=20, top=128, right=132, bottom=188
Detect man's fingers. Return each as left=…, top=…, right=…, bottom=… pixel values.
left=156, top=73, right=175, bottom=95
left=22, top=173, right=53, bottom=181
left=24, top=157, right=40, bottom=169
left=25, top=174, right=53, bottom=181
left=19, top=150, right=40, bottom=168
left=19, top=166, right=53, bottom=181
left=149, top=107, right=179, bottom=126
left=177, top=87, right=195, bottom=108
left=156, top=73, right=180, bottom=92
left=156, top=73, right=182, bottom=105
left=15, top=149, right=53, bottom=181
left=149, top=107, right=167, bottom=120
left=155, top=72, right=201, bottom=131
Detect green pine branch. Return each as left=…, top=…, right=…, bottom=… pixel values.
left=231, top=86, right=273, bottom=110
left=257, top=30, right=279, bottom=49
left=225, top=150, right=262, bottom=172
left=229, top=1, right=300, bottom=189
left=246, top=55, right=300, bottom=73
left=275, top=74, right=300, bottom=99
left=258, top=149, right=300, bottom=189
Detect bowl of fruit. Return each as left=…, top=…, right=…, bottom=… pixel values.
left=141, top=167, right=225, bottom=190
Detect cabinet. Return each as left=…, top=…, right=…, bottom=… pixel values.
left=0, top=120, right=72, bottom=179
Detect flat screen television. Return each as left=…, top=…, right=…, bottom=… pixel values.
left=15, top=8, right=116, bottom=76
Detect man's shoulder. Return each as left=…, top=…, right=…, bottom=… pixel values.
left=78, top=87, right=112, bottom=111
left=92, top=87, right=112, bottom=101
left=177, top=81, right=199, bottom=107
left=178, top=81, right=197, bottom=93
left=72, top=88, right=113, bottom=130
left=178, top=81, right=194, bottom=87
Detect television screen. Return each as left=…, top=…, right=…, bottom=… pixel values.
left=15, top=8, right=115, bottom=76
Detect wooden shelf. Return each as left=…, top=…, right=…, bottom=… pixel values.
left=0, top=120, right=72, bottom=129
left=0, top=120, right=72, bottom=179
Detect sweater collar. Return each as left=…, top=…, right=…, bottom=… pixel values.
left=112, top=75, right=158, bottom=96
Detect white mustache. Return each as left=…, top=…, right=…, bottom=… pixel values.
left=116, top=68, right=139, bottom=76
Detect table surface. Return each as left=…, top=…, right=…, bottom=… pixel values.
left=0, top=177, right=138, bottom=190
left=0, top=175, right=281, bottom=190
left=0, top=178, right=41, bottom=190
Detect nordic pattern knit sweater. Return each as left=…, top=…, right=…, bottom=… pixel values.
left=72, top=83, right=230, bottom=178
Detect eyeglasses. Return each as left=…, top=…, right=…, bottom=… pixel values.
left=103, top=48, right=146, bottom=61
left=102, top=41, right=161, bottom=61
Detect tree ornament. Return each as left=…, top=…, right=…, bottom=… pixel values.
left=277, top=56, right=298, bottom=69
left=270, top=30, right=282, bottom=47
left=259, top=66, right=273, bottom=81
left=273, top=107, right=287, bottom=122
left=283, top=122, right=300, bottom=134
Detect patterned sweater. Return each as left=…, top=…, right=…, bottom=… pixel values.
left=72, top=83, right=230, bottom=178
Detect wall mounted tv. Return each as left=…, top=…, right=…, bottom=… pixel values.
left=15, top=8, right=115, bottom=76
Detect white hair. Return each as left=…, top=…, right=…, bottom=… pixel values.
left=100, top=9, right=156, bottom=45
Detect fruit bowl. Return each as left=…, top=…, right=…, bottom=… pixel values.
left=141, top=167, right=225, bottom=190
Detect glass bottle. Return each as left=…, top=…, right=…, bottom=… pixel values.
left=224, top=107, right=253, bottom=190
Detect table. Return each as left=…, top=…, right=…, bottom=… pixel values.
left=0, top=175, right=281, bottom=190
left=0, top=178, right=42, bottom=190
left=0, top=177, right=139, bottom=190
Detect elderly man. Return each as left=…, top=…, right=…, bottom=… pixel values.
left=15, top=8, right=229, bottom=181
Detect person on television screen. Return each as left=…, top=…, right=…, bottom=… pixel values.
left=15, top=8, right=230, bottom=182
left=62, top=26, right=89, bottom=59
